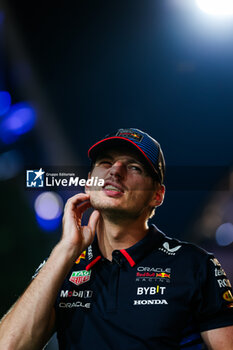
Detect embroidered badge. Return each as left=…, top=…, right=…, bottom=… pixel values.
left=69, top=270, right=91, bottom=286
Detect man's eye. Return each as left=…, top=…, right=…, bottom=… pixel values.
left=98, top=160, right=112, bottom=166
left=128, top=165, right=142, bottom=172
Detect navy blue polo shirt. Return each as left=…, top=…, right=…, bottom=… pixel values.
left=54, top=225, right=233, bottom=350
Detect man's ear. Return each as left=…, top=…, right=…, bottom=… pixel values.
left=85, top=172, right=92, bottom=194
left=151, top=184, right=165, bottom=208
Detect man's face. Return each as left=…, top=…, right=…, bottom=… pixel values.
left=87, top=146, right=164, bottom=221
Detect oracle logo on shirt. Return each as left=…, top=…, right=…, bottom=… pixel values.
left=59, top=301, right=91, bottom=309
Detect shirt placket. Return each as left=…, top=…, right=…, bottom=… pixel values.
left=106, top=251, right=123, bottom=313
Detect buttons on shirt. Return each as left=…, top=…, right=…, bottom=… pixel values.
left=112, top=250, right=124, bottom=267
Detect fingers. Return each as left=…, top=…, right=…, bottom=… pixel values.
left=63, top=193, right=99, bottom=236
left=75, top=200, right=92, bottom=215
left=64, top=193, right=90, bottom=212
left=64, top=193, right=92, bottom=218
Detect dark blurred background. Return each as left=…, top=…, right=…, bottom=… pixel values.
left=0, top=1, right=233, bottom=348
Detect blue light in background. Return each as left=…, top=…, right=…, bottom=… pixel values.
left=36, top=215, right=62, bottom=232
left=0, top=102, right=36, bottom=144
left=34, top=192, right=64, bottom=232
left=0, top=150, right=23, bottom=180
left=0, top=91, right=11, bottom=116
left=216, top=223, right=233, bottom=246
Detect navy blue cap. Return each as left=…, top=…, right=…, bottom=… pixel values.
left=88, top=128, right=165, bottom=184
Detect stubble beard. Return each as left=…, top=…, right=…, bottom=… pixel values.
left=89, top=191, right=151, bottom=224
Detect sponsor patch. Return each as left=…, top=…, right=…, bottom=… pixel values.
left=156, top=272, right=170, bottom=280
left=215, top=267, right=226, bottom=277
left=133, top=299, right=168, bottom=305
left=59, top=301, right=91, bottom=309
left=87, top=245, right=93, bottom=260
left=223, top=290, right=233, bottom=302
left=75, top=251, right=86, bottom=264
left=60, top=289, right=93, bottom=298
left=137, top=286, right=166, bottom=295
left=137, top=267, right=171, bottom=273
left=136, top=267, right=171, bottom=283
left=116, top=129, right=143, bottom=142
left=159, top=242, right=181, bottom=256
left=69, top=270, right=91, bottom=286
left=217, top=279, right=231, bottom=288
left=210, top=258, right=221, bottom=267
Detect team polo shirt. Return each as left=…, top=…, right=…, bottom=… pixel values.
left=54, top=225, right=233, bottom=350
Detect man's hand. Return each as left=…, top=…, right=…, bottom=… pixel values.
left=62, top=193, right=100, bottom=257
left=0, top=193, right=100, bottom=350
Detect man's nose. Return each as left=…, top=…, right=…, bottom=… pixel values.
left=109, top=161, right=126, bottom=178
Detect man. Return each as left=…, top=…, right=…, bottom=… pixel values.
left=0, top=128, right=233, bottom=350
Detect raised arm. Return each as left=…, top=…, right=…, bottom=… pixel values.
left=0, top=193, right=99, bottom=350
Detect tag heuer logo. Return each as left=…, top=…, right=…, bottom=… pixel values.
left=69, top=270, right=91, bottom=286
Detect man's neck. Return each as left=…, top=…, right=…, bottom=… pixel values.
left=96, top=215, right=149, bottom=261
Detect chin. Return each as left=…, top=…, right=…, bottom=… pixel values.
left=90, top=192, right=121, bottom=208
left=91, top=200, right=122, bottom=211
left=90, top=198, right=140, bottom=220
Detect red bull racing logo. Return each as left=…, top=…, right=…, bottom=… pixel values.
left=156, top=272, right=170, bottom=279
left=136, top=267, right=171, bottom=283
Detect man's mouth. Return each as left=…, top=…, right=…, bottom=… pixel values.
left=103, top=181, right=124, bottom=197
left=104, top=185, right=122, bottom=192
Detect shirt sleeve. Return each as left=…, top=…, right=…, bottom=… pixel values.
left=194, top=254, right=233, bottom=332
left=31, top=259, right=47, bottom=279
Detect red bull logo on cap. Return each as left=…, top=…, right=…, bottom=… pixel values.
left=116, top=129, right=143, bottom=142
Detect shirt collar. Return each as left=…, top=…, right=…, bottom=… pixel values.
left=121, top=224, right=165, bottom=267
left=85, top=224, right=165, bottom=271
